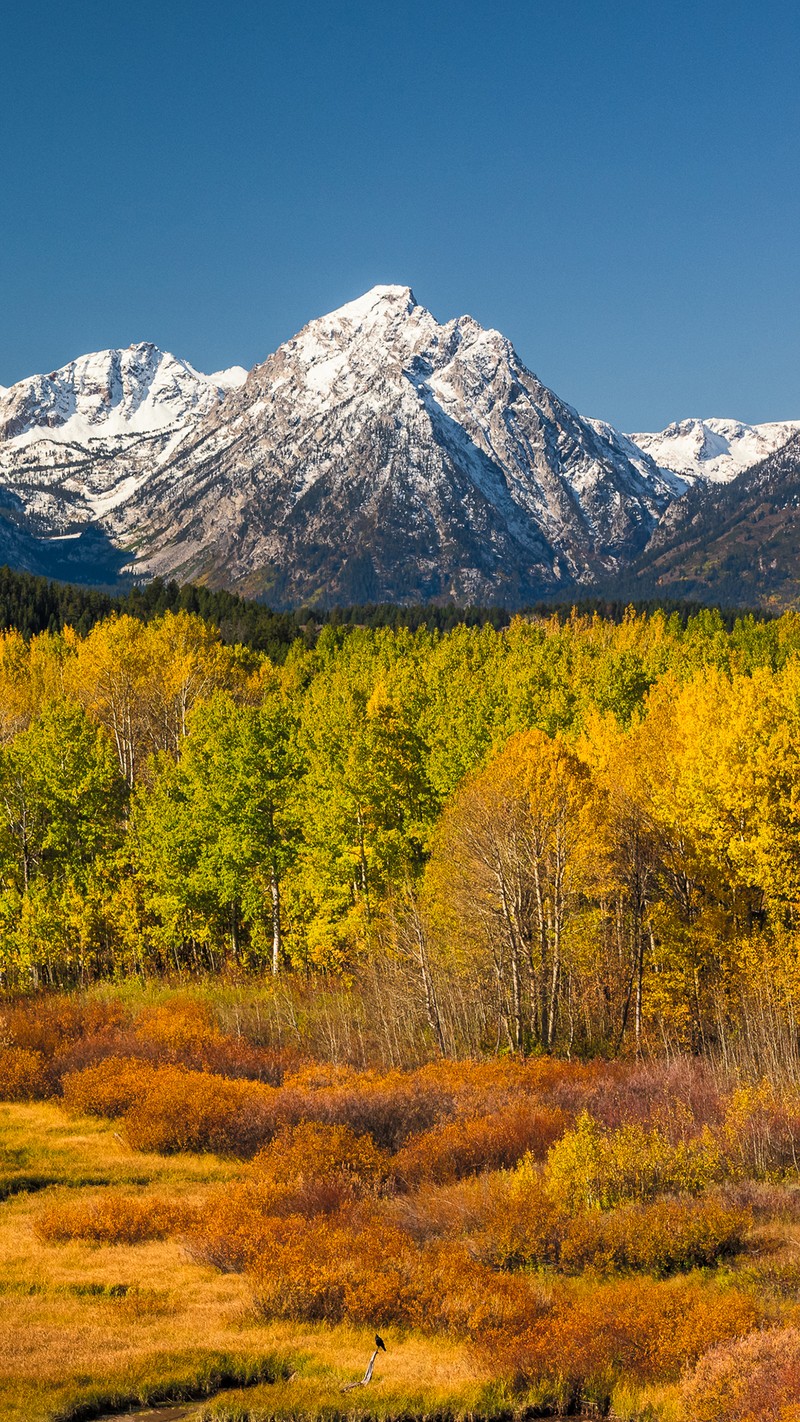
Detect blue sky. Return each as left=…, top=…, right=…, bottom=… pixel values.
left=2, top=0, right=798, bottom=429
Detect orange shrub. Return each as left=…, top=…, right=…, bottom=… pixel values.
left=386, top=1171, right=522, bottom=1244
left=61, top=1056, right=159, bottom=1118
left=252, top=1122, right=388, bottom=1189
left=123, top=1069, right=280, bottom=1156
left=393, top=1102, right=568, bottom=1186
left=0, top=1046, right=50, bottom=1100
left=1, top=996, right=126, bottom=1059
left=130, top=1000, right=296, bottom=1082
left=558, top=1195, right=750, bottom=1275
left=35, top=1190, right=194, bottom=1244
left=484, top=1275, right=759, bottom=1414
left=245, top=1212, right=546, bottom=1335
left=681, top=1326, right=800, bottom=1422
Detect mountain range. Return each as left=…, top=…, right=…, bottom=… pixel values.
left=0, top=286, right=797, bottom=607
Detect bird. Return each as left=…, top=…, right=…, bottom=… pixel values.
left=340, top=1337, right=387, bottom=1392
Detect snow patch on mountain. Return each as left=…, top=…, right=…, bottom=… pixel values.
left=631, top=418, right=800, bottom=486
left=0, top=343, right=235, bottom=447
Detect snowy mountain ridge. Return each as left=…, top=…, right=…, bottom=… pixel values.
left=0, top=287, right=796, bottom=603
left=631, top=417, right=800, bottom=487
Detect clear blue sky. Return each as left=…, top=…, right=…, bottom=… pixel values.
left=2, top=0, right=798, bottom=430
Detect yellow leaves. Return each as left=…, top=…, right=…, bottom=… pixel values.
left=544, top=1113, right=728, bottom=1211
left=65, top=611, right=249, bottom=784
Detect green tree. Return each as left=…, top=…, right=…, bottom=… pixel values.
left=133, top=692, right=301, bottom=971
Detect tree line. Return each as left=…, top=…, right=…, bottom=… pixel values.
left=1, top=601, right=800, bottom=1064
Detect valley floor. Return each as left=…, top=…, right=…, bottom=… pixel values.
left=0, top=1105, right=500, bottom=1422
left=3, top=989, right=800, bottom=1422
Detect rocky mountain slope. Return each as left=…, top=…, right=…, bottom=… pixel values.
left=0, top=344, right=245, bottom=537
left=114, top=286, right=680, bottom=604
left=628, top=433, right=800, bottom=608
left=0, top=289, right=797, bottom=605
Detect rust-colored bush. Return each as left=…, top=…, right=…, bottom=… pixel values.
left=680, top=1326, right=800, bottom=1422
left=558, top=1195, right=750, bottom=1275
left=35, top=1190, right=194, bottom=1244
left=393, top=1102, right=568, bottom=1187
left=0, top=1046, right=50, bottom=1100
left=123, top=1069, right=280, bottom=1156
left=252, top=1121, right=388, bottom=1188
left=484, top=1275, right=759, bottom=1412
left=61, top=1056, right=159, bottom=1118
left=1, top=996, right=127, bottom=1059
left=129, top=1000, right=295, bottom=1082
left=469, top=1175, right=565, bottom=1269
left=281, top=1066, right=455, bottom=1150
left=245, top=1212, right=546, bottom=1335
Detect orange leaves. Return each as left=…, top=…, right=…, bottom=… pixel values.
left=681, top=1327, right=800, bottom=1422
left=35, top=1189, right=194, bottom=1244
left=62, top=1057, right=160, bottom=1119
left=484, top=1275, right=759, bottom=1404
left=0, top=1045, right=50, bottom=1100
left=393, top=1102, right=567, bottom=1187
left=251, top=1121, right=388, bottom=1190
left=122, top=1070, right=279, bottom=1156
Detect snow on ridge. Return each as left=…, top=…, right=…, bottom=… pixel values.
left=631, top=417, right=800, bottom=485
left=209, top=365, right=248, bottom=390
left=330, top=285, right=417, bottom=326
left=0, top=342, right=238, bottom=448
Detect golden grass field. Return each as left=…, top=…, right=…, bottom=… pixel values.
left=0, top=1103, right=503, bottom=1422
left=5, top=992, right=800, bottom=1422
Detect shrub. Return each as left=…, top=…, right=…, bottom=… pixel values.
left=245, top=1213, right=546, bottom=1335
left=252, top=1121, right=388, bottom=1189
left=35, top=1190, right=194, bottom=1244
left=130, top=1000, right=294, bottom=1082
left=62, top=1056, right=159, bottom=1118
left=281, top=1066, right=455, bottom=1149
left=392, top=1102, right=568, bottom=1187
left=469, top=1173, right=565, bottom=1269
left=1, top=996, right=126, bottom=1059
left=0, top=1046, right=50, bottom=1100
left=484, top=1275, right=759, bottom=1414
left=558, top=1195, right=750, bottom=1275
left=680, top=1326, right=800, bottom=1422
left=545, top=1112, right=728, bottom=1210
left=123, top=1069, right=280, bottom=1156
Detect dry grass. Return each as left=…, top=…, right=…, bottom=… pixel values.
left=0, top=1103, right=498, bottom=1422
left=0, top=1101, right=239, bottom=1197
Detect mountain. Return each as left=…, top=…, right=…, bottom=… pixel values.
left=631, top=417, right=800, bottom=487
left=111, top=286, right=680, bottom=604
left=628, top=432, right=800, bottom=608
left=0, top=344, right=245, bottom=541
left=0, top=289, right=797, bottom=607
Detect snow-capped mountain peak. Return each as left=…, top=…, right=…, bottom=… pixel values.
left=630, top=416, right=800, bottom=485
left=0, top=342, right=239, bottom=447
left=114, top=286, right=678, bottom=603
left=1, top=287, right=797, bottom=606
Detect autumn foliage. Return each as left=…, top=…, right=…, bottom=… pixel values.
left=35, top=1189, right=194, bottom=1244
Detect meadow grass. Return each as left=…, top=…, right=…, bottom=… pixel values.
left=0, top=1103, right=500, bottom=1422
